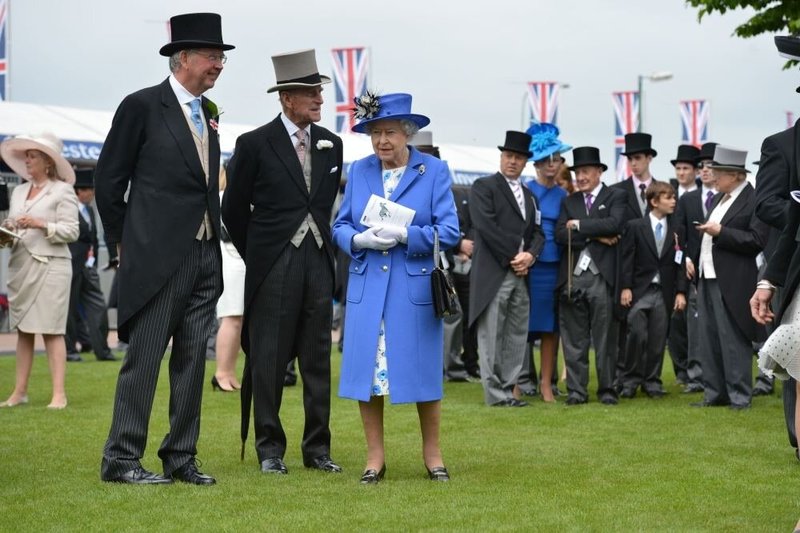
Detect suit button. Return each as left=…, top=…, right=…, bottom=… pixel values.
left=355, top=267, right=359, bottom=272
left=382, top=265, right=388, bottom=272
left=421, top=268, right=427, bottom=273
left=382, top=251, right=388, bottom=256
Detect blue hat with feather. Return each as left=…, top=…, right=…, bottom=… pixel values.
left=525, top=122, right=572, bottom=162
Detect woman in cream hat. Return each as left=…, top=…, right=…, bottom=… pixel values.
left=0, top=132, right=79, bottom=409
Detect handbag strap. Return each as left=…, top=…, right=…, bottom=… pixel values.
left=433, top=227, right=440, bottom=268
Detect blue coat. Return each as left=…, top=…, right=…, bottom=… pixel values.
left=332, top=147, right=459, bottom=403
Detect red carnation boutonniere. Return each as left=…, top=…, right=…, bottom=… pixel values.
left=204, top=99, right=223, bottom=133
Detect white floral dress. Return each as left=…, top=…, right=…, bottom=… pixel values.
left=371, top=166, right=405, bottom=396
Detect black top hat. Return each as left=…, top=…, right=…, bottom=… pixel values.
left=74, top=168, right=94, bottom=189
left=670, top=144, right=700, bottom=166
left=620, top=133, right=657, bottom=157
left=775, top=36, right=800, bottom=92
left=159, top=13, right=235, bottom=57
left=695, top=142, right=718, bottom=164
left=569, top=146, right=607, bottom=172
left=497, top=131, right=533, bottom=158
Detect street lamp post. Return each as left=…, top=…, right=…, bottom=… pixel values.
left=637, top=71, right=673, bottom=132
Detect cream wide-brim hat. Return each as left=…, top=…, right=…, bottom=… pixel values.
left=0, top=132, right=75, bottom=185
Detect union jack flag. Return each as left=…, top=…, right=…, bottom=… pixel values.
left=526, top=81, right=560, bottom=126
left=679, top=100, right=709, bottom=148
left=331, top=47, right=369, bottom=134
left=612, top=91, right=639, bottom=181
left=0, top=0, right=8, bottom=101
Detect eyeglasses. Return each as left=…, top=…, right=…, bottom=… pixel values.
left=698, top=161, right=714, bottom=168
left=190, top=50, right=227, bottom=64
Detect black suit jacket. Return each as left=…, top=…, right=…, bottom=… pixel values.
left=222, top=114, right=343, bottom=349
left=68, top=204, right=99, bottom=273
left=762, top=122, right=800, bottom=322
left=675, top=188, right=706, bottom=268
left=706, top=183, right=770, bottom=341
left=468, top=173, right=545, bottom=325
left=611, top=177, right=658, bottom=222
left=620, top=215, right=687, bottom=312
left=446, top=185, right=473, bottom=268
left=555, top=184, right=627, bottom=290
left=95, top=79, right=222, bottom=340
left=756, top=124, right=795, bottom=261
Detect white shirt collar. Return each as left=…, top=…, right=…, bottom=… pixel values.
left=584, top=182, right=603, bottom=200
left=280, top=113, right=310, bottom=139
left=649, top=211, right=666, bottom=233
left=701, top=184, right=716, bottom=196
left=725, top=180, right=748, bottom=203
left=168, top=74, right=200, bottom=107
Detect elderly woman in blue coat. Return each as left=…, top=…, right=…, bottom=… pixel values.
left=332, top=93, right=459, bottom=484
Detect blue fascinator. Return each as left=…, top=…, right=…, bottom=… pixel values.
left=525, top=122, right=572, bottom=162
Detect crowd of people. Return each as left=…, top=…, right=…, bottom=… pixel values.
left=1, top=12, right=799, bottom=487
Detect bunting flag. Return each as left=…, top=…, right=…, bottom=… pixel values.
left=0, top=0, right=8, bottom=101
left=526, top=82, right=560, bottom=126
left=331, top=47, right=369, bottom=134
left=788, top=111, right=795, bottom=129
left=679, top=99, right=709, bottom=148
left=612, top=91, right=639, bottom=181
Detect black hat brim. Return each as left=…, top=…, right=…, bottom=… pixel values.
left=498, top=146, right=533, bottom=158
left=620, top=149, right=657, bottom=158
left=670, top=158, right=697, bottom=167
left=569, top=162, right=608, bottom=172
left=159, top=40, right=235, bottom=57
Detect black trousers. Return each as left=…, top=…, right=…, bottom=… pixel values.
left=101, top=240, right=220, bottom=480
left=453, top=272, right=479, bottom=375
left=249, top=237, right=333, bottom=462
left=65, top=265, right=112, bottom=358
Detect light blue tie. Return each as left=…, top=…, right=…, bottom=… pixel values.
left=189, top=99, right=204, bottom=137
left=655, top=221, right=663, bottom=242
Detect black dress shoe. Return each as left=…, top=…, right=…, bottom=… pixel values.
left=565, top=397, right=587, bottom=406
left=96, top=352, right=118, bottom=362
left=110, top=467, right=172, bottom=485
left=600, top=396, right=618, bottom=405
left=509, top=399, right=529, bottom=407
left=283, top=375, right=297, bottom=387
left=644, top=389, right=667, bottom=398
left=304, top=454, right=342, bottom=473
left=359, top=465, right=385, bottom=484
left=682, top=383, right=705, bottom=394
left=171, top=460, right=216, bottom=485
left=427, top=466, right=450, bottom=482
left=518, top=388, right=538, bottom=397
left=620, top=388, right=636, bottom=399
left=752, top=387, right=774, bottom=397
left=66, top=352, right=83, bottom=362
left=261, top=457, right=288, bottom=474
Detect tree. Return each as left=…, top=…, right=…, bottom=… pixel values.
left=686, top=0, right=800, bottom=67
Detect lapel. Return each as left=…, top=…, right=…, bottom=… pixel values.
left=719, top=184, right=752, bottom=226
left=309, top=124, right=329, bottom=200
left=22, top=180, right=54, bottom=213
left=202, top=96, right=220, bottom=190
left=266, top=114, right=308, bottom=196
left=793, top=119, right=800, bottom=189
left=159, top=79, right=206, bottom=187
left=494, top=173, right=524, bottom=220
left=660, top=218, right=674, bottom=259
left=589, top=184, right=611, bottom=216
left=641, top=217, right=659, bottom=258
left=390, top=146, right=425, bottom=202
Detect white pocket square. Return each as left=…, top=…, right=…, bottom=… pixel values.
left=598, top=205, right=606, bottom=210
left=329, top=166, right=339, bottom=173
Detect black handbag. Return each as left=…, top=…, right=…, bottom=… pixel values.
left=431, top=228, right=461, bottom=318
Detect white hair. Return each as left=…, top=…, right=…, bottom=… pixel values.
left=365, top=119, right=420, bottom=137
left=168, top=51, right=182, bottom=73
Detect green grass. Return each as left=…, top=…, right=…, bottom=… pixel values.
left=0, top=349, right=798, bottom=532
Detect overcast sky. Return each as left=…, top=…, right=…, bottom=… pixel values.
left=5, top=0, right=799, bottom=178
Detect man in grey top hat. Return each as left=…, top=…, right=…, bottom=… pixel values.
left=693, top=146, right=769, bottom=409
left=223, top=49, right=343, bottom=475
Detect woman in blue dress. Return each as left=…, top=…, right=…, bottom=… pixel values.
left=332, top=93, right=459, bottom=483
left=520, top=123, right=571, bottom=403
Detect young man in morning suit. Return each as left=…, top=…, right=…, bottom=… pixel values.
left=469, top=131, right=545, bottom=407
left=555, top=147, right=627, bottom=405
left=619, top=181, right=687, bottom=398
left=96, top=13, right=232, bottom=485
left=222, top=49, right=343, bottom=475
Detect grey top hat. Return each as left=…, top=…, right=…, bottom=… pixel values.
left=710, top=145, right=750, bottom=173
left=267, top=49, right=331, bottom=93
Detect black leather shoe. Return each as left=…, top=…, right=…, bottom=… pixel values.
left=171, top=460, right=216, bottom=485
left=66, top=352, right=83, bottom=362
left=96, top=352, right=118, bottom=362
left=644, top=389, right=667, bottom=398
left=682, top=383, right=704, bottom=394
left=427, top=466, right=450, bottom=482
left=360, top=465, right=386, bottom=484
left=565, top=397, right=587, bottom=406
left=752, top=387, right=774, bottom=397
left=518, top=388, right=538, bottom=397
left=620, top=388, right=636, bottom=399
left=260, top=457, right=288, bottom=474
left=509, top=399, right=529, bottom=407
left=110, top=467, right=172, bottom=485
left=304, top=454, right=342, bottom=473
left=600, top=396, right=618, bottom=405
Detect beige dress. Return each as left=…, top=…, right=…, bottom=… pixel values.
left=6, top=180, right=79, bottom=334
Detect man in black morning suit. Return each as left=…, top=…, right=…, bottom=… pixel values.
left=64, top=169, right=116, bottom=363
left=95, top=13, right=232, bottom=485
left=222, top=49, right=343, bottom=475
left=555, top=147, right=627, bottom=405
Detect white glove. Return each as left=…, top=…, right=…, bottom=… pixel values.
left=374, top=225, right=407, bottom=244
left=352, top=226, right=397, bottom=251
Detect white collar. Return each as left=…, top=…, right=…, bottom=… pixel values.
left=280, top=113, right=311, bottom=139
left=168, top=74, right=201, bottom=107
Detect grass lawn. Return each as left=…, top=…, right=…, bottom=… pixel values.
left=0, top=348, right=798, bottom=532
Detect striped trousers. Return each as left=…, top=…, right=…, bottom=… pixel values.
left=100, top=239, right=221, bottom=480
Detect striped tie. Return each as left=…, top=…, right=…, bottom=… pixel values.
left=295, top=129, right=307, bottom=166
left=509, top=179, right=525, bottom=217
